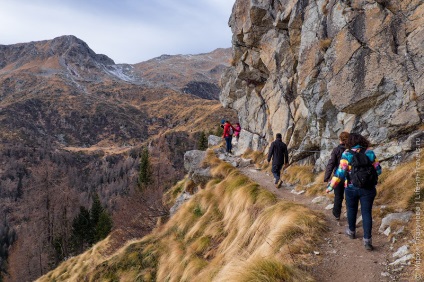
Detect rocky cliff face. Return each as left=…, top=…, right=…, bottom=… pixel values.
left=221, top=0, right=423, bottom=168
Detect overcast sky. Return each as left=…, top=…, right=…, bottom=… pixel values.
left=0, top=0, right=235, bottom=64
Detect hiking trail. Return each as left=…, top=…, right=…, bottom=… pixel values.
left=239, top=165, right=400, bottom=282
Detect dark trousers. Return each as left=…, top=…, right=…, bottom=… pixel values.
left=333, top=182, right=345, bottom=218
left=225, top=136, right=232, bottom=153
left=345, top=186, right=377, bottom=239
left=271, top=164, right=283, bottom=182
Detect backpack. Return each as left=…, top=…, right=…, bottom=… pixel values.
left=229, top=126, right=234, bottom=136
left=348, top=149, right=378, bottom=189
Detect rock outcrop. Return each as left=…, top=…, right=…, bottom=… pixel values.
left=221, top=0, right=423, bottom=169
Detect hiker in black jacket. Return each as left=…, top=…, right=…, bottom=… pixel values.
left=267, top=133, right=289, bottom=188
left=324, top=131, right=349, bottom=220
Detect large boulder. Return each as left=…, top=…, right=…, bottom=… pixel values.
left=208, top=135, right=222, bottom=148
left=184, top=150, right=206, bottom=173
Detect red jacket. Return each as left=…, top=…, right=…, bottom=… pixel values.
left=222, top=123, right=236, bottom=138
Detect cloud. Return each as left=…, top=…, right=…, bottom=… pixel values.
left=0, top=0, right=235, bottom=63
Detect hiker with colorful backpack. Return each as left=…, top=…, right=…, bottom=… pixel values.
left=222, top=120, right=236, bottom=154
left=326, top=133, right=382, bottom=251
left=324, top=132, right=349, bottom=220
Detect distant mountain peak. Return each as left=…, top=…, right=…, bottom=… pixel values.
left=49, top=35, right=115, bottom=65
left=0, top=35, right=114, bottom=72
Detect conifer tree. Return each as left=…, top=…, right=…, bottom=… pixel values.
left=94, top=211, right=113, bottom=241
left=198, top=131, right=208, bottom=151
left=138, top=147, right=152, bottom=189
left=71, top=206, right=92, bottom=252
left=90, top=194, right=103, bottom=228
left=215, top=124, right=224, bottom=136
left=16, top=176, right=23, bottom=200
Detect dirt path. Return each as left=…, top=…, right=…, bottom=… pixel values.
left=240, top=166, right=396, bottom=282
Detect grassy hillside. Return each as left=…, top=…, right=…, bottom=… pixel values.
left=38, top=152, right=326, bottom=282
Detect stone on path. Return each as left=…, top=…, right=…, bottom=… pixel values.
left=325, top=204, right=334, bottom=210
left=379, top=212, right=413, bottom=232
left=312, top=196, right=329, bottom=204
left=393, top=245, right=409, bottom=258
left=389, top=254, right=414, bottom=266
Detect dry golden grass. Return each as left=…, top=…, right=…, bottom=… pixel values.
left=163, top=178, right=188, bottom=207
left=281, top=165, right=315, bottom=186
left=63, top=145, right=131, bottom=156
left=375, top=150, right=423, bottom=211
left=242, top=148, right=261, bottom=162
left=37, top=235, right=116, bottom=282
left=242, top=149, right=269, bottom=170
left=304, top=171, right=326, bottom=196
left=38, top=153, right=326, bottom=282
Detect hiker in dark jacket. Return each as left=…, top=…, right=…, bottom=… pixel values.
left=267, top=133, right=289, bottom=188
left=324, top=131, right=349, bottom=220
left=327, top=133, right=382, bottom=251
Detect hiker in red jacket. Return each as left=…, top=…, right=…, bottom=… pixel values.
left=222, top=121, right=236, bottom=154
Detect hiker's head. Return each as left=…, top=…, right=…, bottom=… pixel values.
left=339, top=132, right=349, bottom=144
left=276, top=133, right=282, bottom=139
left=347, top=133, right=370, bottom=149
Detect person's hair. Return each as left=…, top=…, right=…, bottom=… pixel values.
left=339, top=132, right=349, bottom=144
left=346, top=133, right=370, bottom=149
left=276, top=133, right=282, bottom=139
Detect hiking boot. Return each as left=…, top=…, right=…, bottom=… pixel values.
left=364, top=243, right=374, bottom=251
left=332, top=211, right=340, bottom=221
left=363, top=239, right=373, bottom=251
left=345, top=228, right=356, bottom=239
left=277, top=179, right=282, bottom=188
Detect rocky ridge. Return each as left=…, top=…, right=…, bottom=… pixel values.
left=134, top=48, right=232, bottom=100
left=0, top=36, right=235, bottom=147
left=220, top=0, right=423, bottom=169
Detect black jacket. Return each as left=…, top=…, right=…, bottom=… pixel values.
left=324, top=144, right=346, bottom=182
left=267, top=139, right=289, bottom=166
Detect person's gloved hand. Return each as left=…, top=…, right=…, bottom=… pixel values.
left=326, top=186, right=333, bottom=193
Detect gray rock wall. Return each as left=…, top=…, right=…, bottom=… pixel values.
left=221, top=0, right=423, bottom=170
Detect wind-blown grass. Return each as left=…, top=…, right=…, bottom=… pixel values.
left=37, top=151, right=326, bottom=282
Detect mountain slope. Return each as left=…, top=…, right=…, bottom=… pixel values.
left=133, top=48, right=231, bottom=100
left=37, top=153, right=325, bottom=282
left=0, top=36, right=236, bottom=282
left=0, top=36, right=233, bottom=148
